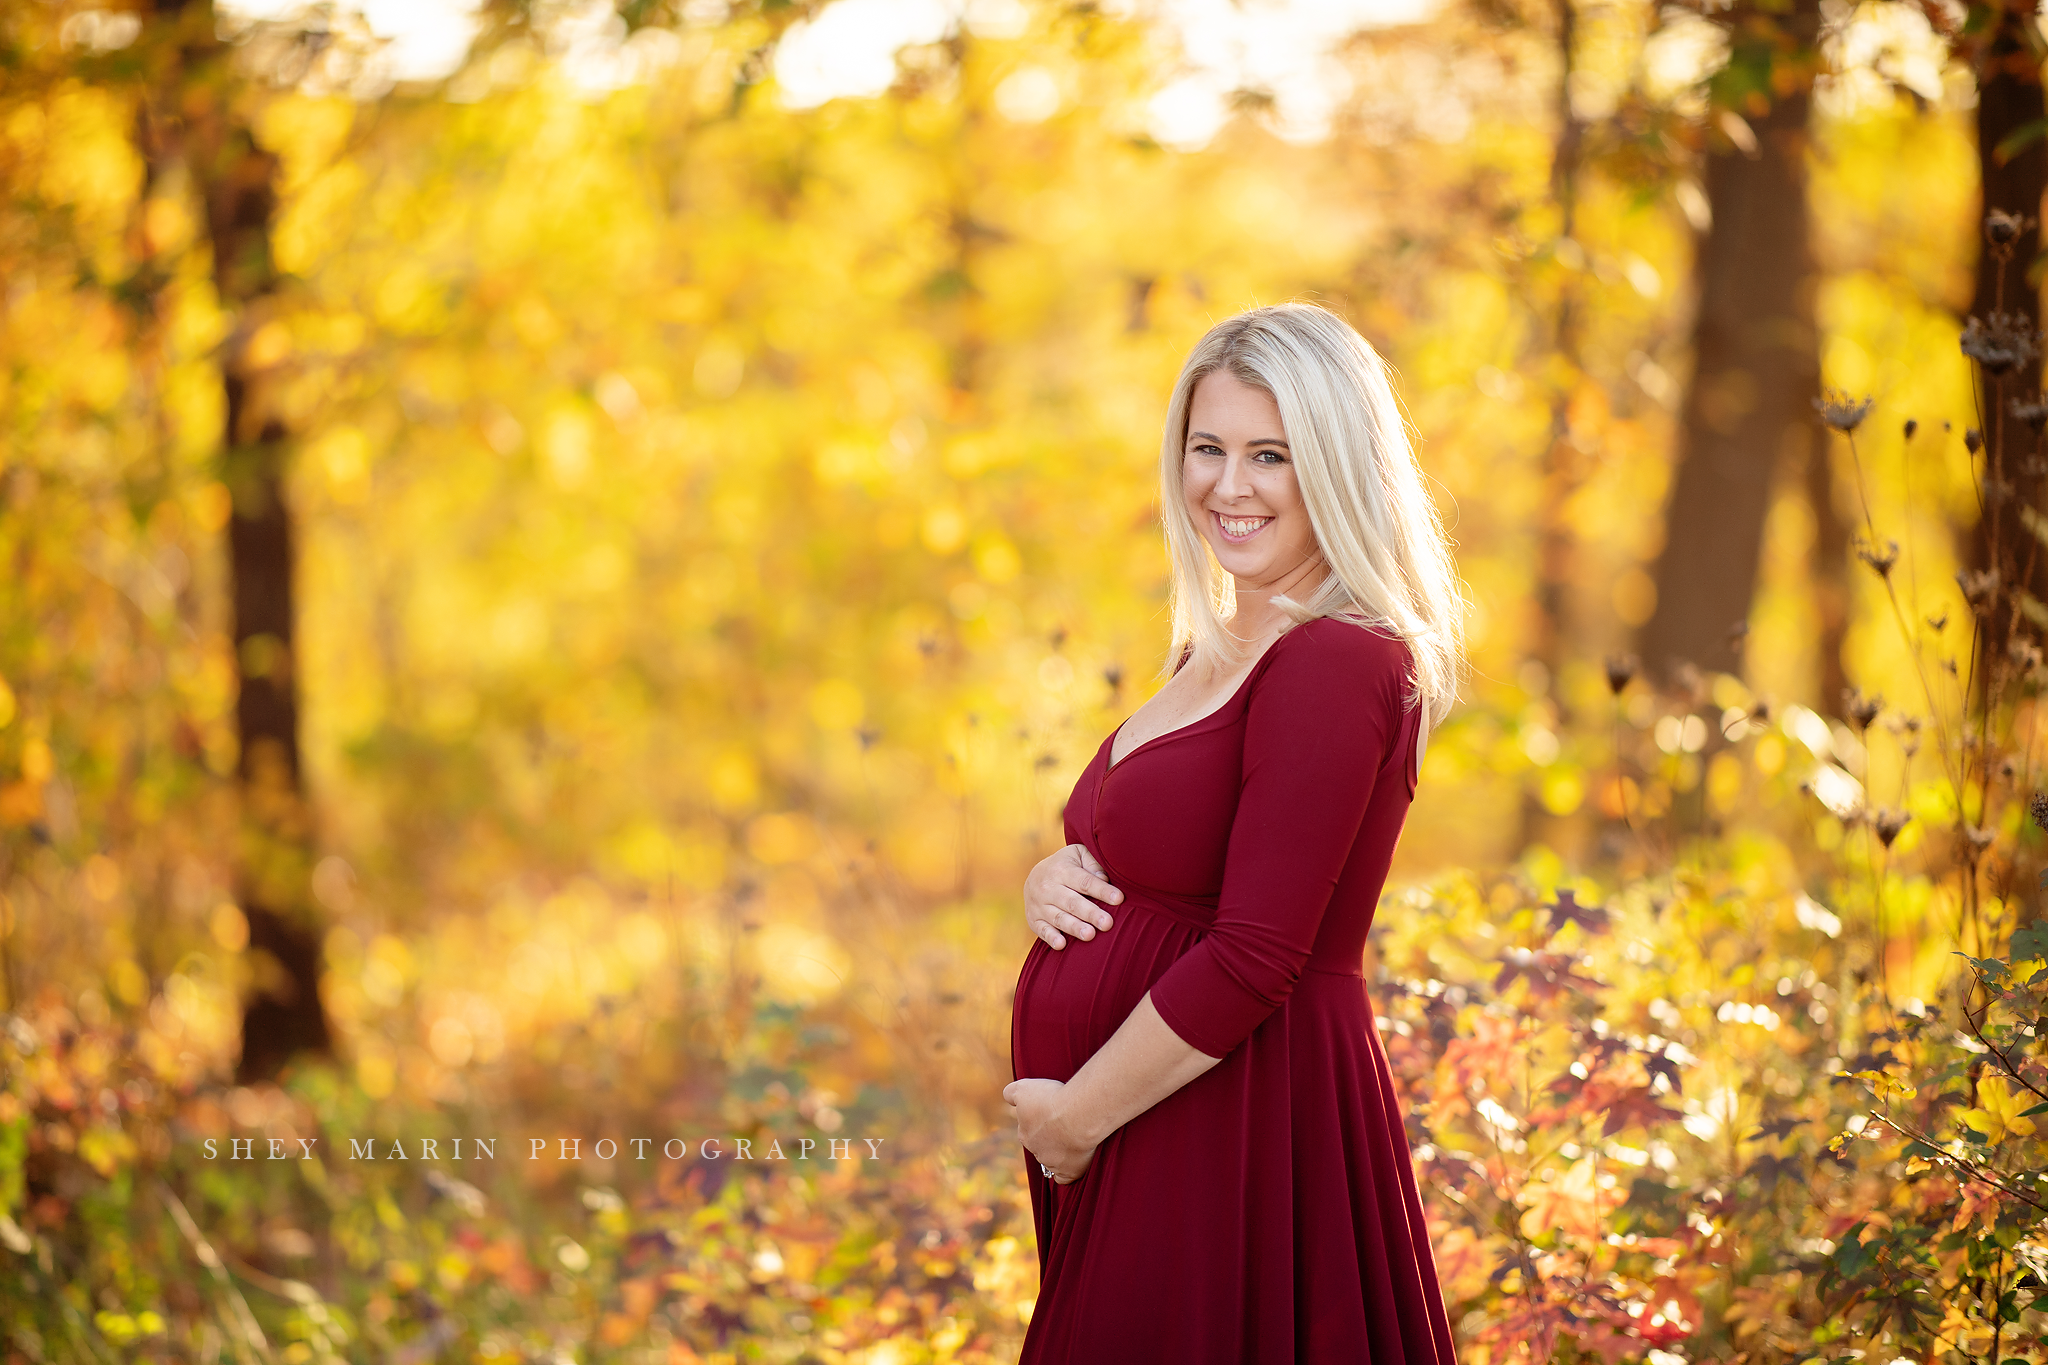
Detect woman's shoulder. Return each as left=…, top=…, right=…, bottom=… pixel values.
left=1262, top=614, right=1412, bottom=682
left=1242, top=617, right=1413, bottom=757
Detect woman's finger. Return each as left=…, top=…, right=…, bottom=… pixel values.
left=1067, top=894, right=1116, bottom=929
left=1048, top=869, right=1121, bottom=907
left=1046, top=861, right=1121, bottom=907
left=1029, top=899, right=1094, bottom=940
left=1075, top=875, right=1123, bottom=906
left=1050, top=905, right=1098, bottom=941
left=1027, top=901, right=1108, bottom=944
left=1060, top=893, right=1112, bottom=931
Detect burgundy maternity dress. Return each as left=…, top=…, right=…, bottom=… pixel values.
left=1009, top=615, right=1455, bottom=1363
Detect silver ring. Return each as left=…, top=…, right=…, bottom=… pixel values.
left=1039, top=1161, right=1055, bottom=1179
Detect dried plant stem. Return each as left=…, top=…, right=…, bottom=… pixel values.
left=1903, top=423, right=1925, bottom=640
left=1611, top=702, right=1658, bottom=867
left=1844, top=433, right=1962, bottom=798
left=2015, top=425, right=2048, bottom=801
left=1970, top=366, right=2003, bottom=887
left=1964, top=242, right=2006, bottom=793
left=2024, top=695, right=2043, bottom=806
left=156, top=1180, right=273, bottom=1365
left=1965, top=602, right=1989, bottom=958
left=1841, top=427, right=1971, bottom=999
left=2009, top=495, right=2041, bottom=648
left=1613, top=710, right=1631, bottom=832
left=1844, top=427, right=1881, bottom=536
left=1992, top=1246, right=2006, bottom=1365
left=1849, top=412, right=2006, bottom=1011
left=1869, top=831, right=1891, bottom=1009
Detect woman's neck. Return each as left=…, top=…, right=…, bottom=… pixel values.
left=1229, top=559, right=1333, bottom=643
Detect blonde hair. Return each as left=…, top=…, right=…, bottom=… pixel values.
left=1159, top=302, right=1465, bottom=727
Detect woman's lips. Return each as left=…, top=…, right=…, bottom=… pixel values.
left=1213, top=510, right=1272, bottom=543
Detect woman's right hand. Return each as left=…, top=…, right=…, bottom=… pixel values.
left=1025, top=843, right=1123, bottom=950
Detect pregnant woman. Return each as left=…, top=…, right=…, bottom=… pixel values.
left=1003, top=302, right=1463, bottom=1362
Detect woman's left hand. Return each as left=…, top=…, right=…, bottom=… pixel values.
left=1003, top=1078, right=1097, bottom=1184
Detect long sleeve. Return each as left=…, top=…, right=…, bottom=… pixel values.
left=1147, top=618, right=1407, bottom=1059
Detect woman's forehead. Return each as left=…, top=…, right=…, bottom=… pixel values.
left=1188, top=371, right=1284, bottom=428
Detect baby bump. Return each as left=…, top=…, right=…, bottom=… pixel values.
left=1012, top=899, right=1205, bottom=1083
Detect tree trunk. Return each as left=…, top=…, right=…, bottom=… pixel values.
left=1520, top=0, right=1588, bottom=853
left=1641, top=12, right=1822, bottom=688
left=1970, top=5, right=2048, bottom=676
left=1531, top=0, right=1585, bottom=688
left=154, top=0, right=331, bottom=1080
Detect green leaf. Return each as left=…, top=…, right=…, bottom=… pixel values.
left=1964, top=952, right=2014, bottom=986
left=1834, top=1224, right=1878, bottom=1278
left=2019, top=1101, right=2048, bottom=1116
left=2011, top=920, right=2048, bottom=962
left=1995, top=118, right=2048, bottom=166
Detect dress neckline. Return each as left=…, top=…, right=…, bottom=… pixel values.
left=1102, top=643, right=1277, bottom=777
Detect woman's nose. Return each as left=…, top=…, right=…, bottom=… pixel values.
left=1214, top=452, right=1251, bottom=500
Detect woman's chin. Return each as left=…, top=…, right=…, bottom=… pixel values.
left=1208, top=544, right=1273, bottom=579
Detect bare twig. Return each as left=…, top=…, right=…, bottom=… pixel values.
left=1867, top=1110, right=2048, bottom=1214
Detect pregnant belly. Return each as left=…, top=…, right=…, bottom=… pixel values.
left=1011, top=898, right=1206, bottom=1083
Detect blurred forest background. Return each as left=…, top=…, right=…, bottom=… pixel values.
left=13, top=0, right=2048, bottom=1359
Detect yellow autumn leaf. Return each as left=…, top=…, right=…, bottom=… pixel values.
left=1517, top=1157, right=1607, bottom=1242
left=1960, top=1075, right=2038, bottom=1144
left=1848, top=1069, right=1916, bottom=1104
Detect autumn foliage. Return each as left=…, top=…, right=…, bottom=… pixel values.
left=7, top=0, right=2048, bottom=1361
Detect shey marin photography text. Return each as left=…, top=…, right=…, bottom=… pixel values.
left=199, top=1135, right=890, bottom=1161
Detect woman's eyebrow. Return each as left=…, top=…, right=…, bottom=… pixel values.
left=1187, top=430, right=1290, bottom=449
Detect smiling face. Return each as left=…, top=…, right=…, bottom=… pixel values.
left=1181, top=369, right=1326, bottom=599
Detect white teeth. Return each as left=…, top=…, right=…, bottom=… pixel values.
left=1220, top=516, right=1269, bottom=536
